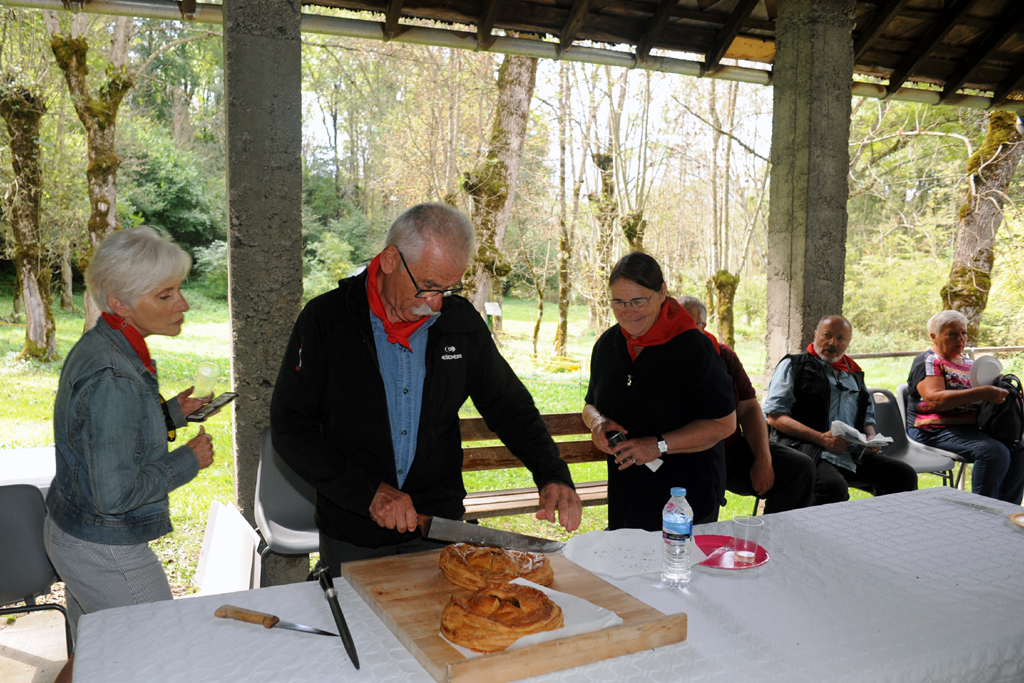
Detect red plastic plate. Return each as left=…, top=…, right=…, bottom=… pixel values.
left=695, top=534, right=770, bottom=570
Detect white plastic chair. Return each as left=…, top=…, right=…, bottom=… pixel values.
left=254, top=427, right=319, bottom=584
left=895, top=384, right=970, bottom=489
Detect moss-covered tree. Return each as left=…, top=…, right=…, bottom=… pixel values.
left=941, top=110, right=1023, bottom=341
left=463, top=53, right=538, bottom=316
left=1, top=84, right=57, bottom=360
left=43, top=11, right=213, bottom=329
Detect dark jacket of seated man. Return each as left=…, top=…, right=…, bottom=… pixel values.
left=763, top=315, right=917, bottom=503
left=270, top=268, right=575, bottom=550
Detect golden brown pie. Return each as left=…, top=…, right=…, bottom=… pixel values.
left=440, top=583, right=564, bottom=653
left=439, top=543, right=554, bottom=590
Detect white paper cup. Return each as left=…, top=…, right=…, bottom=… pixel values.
left=732, top=516, right=764, bottom=565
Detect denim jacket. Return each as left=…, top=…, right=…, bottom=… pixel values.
left=46, top=319, right=200, bottom=545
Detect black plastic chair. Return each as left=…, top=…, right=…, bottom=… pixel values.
left=0, top=484, right=74, bottom=657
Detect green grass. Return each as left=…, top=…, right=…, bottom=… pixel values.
left=1, top=288, right=1013, bottom=590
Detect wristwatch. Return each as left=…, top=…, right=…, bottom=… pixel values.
left=656, top=435, right=669, bottom=455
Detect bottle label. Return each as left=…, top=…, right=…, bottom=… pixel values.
left=662, top=519, right=692, bottom=541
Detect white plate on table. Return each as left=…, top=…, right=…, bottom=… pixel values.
left=970, top=356, right=1002, bottom=387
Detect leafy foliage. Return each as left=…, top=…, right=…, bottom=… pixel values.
left=118, top=116, right=225, bottom=250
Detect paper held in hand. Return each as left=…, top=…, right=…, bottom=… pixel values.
left=831, top=420, right=893, bottom=447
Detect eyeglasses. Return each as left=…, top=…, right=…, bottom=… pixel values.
left=398, top=250, right=464, bottom=299
left=608, top=293, right=657, bottom=310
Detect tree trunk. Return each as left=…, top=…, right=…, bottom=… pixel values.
left=589, top=150, right=616, bottom=331
left=711, top=269, right=740, bottom=348
left=941, top=111, right=1024, bottom=341
left=1, top=85, right=57, bottom=360
left=60, top=245, right=75, bottom=311
left=11, top=270, right=23, bottom=318
left=553, top=64, right=570, bottom=357
left=463, top=54, right=538, bottom=312
left=49, top=22, right=134, bottom=330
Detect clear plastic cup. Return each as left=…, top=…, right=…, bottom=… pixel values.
left=194, top=362, right=220, bottom=398
left=732, top=516, right=764, bottom=565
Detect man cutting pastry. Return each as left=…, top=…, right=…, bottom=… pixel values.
left=271, top=202, right=582, bottom=572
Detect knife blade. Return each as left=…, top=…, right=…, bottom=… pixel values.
left=315, top=567, right=360, bottom=670
left=416, top=514, right=565, bottom=553
left=214, top=605, right=337, bottom=636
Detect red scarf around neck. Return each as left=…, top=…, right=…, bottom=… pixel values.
left=102, top=311, right=156, bottom=375
left=806, top=341, right=862, bottom=374
left=366, top=252, right=431, bottom=352
left=621, top=297, right=698, bottom=361
left=701, top=328, right=722, bottom=354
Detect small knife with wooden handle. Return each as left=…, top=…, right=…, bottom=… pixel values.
left=214, top=605, right=338, bottom=637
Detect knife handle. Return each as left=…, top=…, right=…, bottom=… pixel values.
left=214, top=605, right=280, bottom=629
left=415, top=514, right=432, bottom=538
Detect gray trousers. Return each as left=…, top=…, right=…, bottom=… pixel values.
left=43, top=516, right=173, bottom=637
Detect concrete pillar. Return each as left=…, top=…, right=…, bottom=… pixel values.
left=765, top=0, right=856, bottom=375
left=224, top=0, right=307, bottom=583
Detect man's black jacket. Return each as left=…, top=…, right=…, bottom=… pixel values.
left=270, top=270, right=574, bottom=548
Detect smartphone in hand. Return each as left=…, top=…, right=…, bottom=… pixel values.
left=186, top=392, right=238, bottom=422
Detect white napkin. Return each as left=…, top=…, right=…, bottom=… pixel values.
left=440, top=579, right=623, bottom=657
left=561, top=529, right=707, bottom=579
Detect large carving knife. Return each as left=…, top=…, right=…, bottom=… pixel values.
left=316, top=567, right=360, bottom=670
left=416, top=514, right=564, bottom=553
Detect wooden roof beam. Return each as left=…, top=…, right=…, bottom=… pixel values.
left=992, top=62, right=1024, bottom=108
left=635, top=0, right=679, bottom=63
left=854, top=0, right=910, bottom=63
left=383, top=0, right=405, bottom=40
left=884, top=0, right=977, bottom=98
left=941, top=3, right=1024, bottom=103
left=477, top=0, right=501, bottom=50
left=558, top=0, right=595, bottom=54
left=703, top=0, right=758, bottom=74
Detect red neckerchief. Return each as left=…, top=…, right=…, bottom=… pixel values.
left=365, top=252, right=431, bottom=352
left=702, top=328, right=722, bottom=354
left=101, top=311, right=156, bottom=375
left=621, top=298, right=698, bottom=361
left=806, top=341, right=862, bottom=374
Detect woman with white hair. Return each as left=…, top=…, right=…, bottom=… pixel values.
left=44, top=226, right=216, bottom=649
left=905, top=310, right=1024, bottom=502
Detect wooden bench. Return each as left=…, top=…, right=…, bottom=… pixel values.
left=458, top=412, right=608, bottom=520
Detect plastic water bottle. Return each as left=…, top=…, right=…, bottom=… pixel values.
left=662, top=486, right=693, bottom=588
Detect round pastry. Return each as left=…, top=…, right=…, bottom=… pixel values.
left=439, top=543, right=554, bottom=590
left=440, top=583, right=564, bottom=653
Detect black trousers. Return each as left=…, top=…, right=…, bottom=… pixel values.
left=725, top=435, right=816, bottom=514
left=777, top=439, right=919, bottom=505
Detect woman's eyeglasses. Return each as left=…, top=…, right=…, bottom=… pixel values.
left=398, top=250, right=464, bottom=299
left=608, top=293, right=656, bottom=310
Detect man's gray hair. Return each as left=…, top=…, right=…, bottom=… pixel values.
left=928, top=309, right=969, bottom=336
left=676, top=295, right=708, bottom=326
left=86, top=226, right=192, bottom=314
left=385, top=203, right=475, bottom=266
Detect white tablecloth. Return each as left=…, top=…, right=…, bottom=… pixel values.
left=0, top=446, right=55, bottom=496
left=73, top=487, right=1024, bottom=683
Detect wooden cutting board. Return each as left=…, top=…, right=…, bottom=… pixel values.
left=341, top=550, right=687, bottom=683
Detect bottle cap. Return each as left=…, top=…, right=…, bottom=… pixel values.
left=670, top=487, right=686, bottom=497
